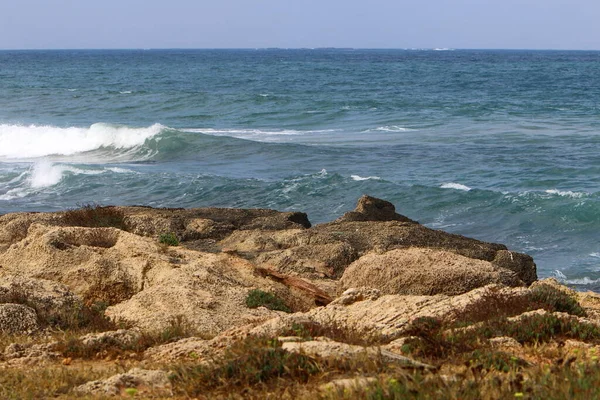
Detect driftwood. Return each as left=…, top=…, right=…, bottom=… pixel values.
left=255, top=267, right=333, bottom=306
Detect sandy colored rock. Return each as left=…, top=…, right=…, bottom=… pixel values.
left=0, top=275, right=82, bottom=322
left=0, top=304, right=38, bottom=334
left=79, top=329, right=142, bottom=348
left=339, top=248, right=523, bottom=296
left=73, top=368, right=172, bottom=397
left=320, top=377, right=378, bottom=392
left=3, top=342, right=61, bottom=366
left=301, top=285, right=531, bottom=342
left=282, top=338, right=434, bottom=369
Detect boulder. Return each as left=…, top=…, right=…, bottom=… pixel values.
left=73, top=368, right=172, bottom=397
left=0, top=304, right=39, bottom=334
left=335, top=195, right=417, bottom=223
left=338, top=248, right=523, bottom=296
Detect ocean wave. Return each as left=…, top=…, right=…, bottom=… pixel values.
left=364, top=125, right=416, bottom=133
left=0, top=123, right=163, bottom=159
left=544, top=189, right=586, bottom=198
left=350, top=174, right=382, bottom=181
left=440, top=182, right=472, bottom=191
left=183, top=128, right=339, bottom=138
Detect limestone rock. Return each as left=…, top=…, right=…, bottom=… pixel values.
left=3, top=342, right=61, bottom=366
left=79, top=329, right=142, bottom=348
left=0, top=275, right=82, bottom=323
left=0, top=304, right=38, bottom=334
left=320, top=377, right=378, bottom=392
left=73, top=368, right=172, bottom=397
left=336, top=195, right=417, bottom=223
left=339, top=248, right=523, bottom=296
left=282, top=339, right=434, bottom=369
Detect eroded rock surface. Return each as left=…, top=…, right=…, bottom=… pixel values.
left=0, top=196, right=537, bottom=335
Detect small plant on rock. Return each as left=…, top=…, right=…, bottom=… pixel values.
left=158, top=232, right=179, bottom=246
left=245, top=289, right=290, bottom=313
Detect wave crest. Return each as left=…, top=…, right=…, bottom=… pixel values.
left=0, top=123, right=164, bottom=159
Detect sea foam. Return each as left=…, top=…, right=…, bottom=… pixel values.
left=440, top=182, right=472, bottom=191
left=0, top=123, right=163, bottom=159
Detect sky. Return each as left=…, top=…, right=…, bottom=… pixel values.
left=1, top=0, right=599, bottom=50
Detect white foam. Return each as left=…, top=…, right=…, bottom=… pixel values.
left=0, top=123, right=163, bottom=159
left=28, top=161, right=104, bottom=188
left=30, top=161, right=64, bottom=188
left=553, top=270, right=567, bottom=280
left=364, top=125, right=416, bottom=133
left=351, top=175, right=381, bottom=181
left=119, top=91, right=132, bottom=94
left=440, top=182, right=472, bottom=191
left=106, top=167, right=138, bottom=174
left=545, top=189, right=586, bottom=198
left=564, top=277, right=600, bottom=285
left=591, top=253, right=600, bottom=258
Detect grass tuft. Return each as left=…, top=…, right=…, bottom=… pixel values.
left=245, top=289, right=291, bottom=313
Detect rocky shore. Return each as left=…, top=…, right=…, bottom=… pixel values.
left=1, top=196, right=600, bottom=399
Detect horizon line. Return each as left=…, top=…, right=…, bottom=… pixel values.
left=1, top=47, right=599, bottom=52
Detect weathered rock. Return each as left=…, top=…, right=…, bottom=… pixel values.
left=73, top=368, right=172, bottom=397
left=336, top=195, right=417, bottom=223
left=282, top=339, right=434, bottom=369
left=79, top=329, right=142, bottom=348
left=320, top=377, right=378, bottom=392
left=298, top=285, right=530, bottom=342
left=0, top=304, right=39, bottom=334
left=339, top=248, right=523, bottom=296
left=0, top=275, right=82, bottom=323
left=3, top=341, right=61, bottom=365
left=0, top=196, right=538, bottom=338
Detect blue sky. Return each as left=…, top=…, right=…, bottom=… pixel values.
left=1, top=0, right=598, bottom=50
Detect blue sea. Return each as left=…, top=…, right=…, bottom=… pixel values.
left=1, top=49, right=600, bottom=289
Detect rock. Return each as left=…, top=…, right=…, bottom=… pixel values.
left=298, top=285, right=531, bottom=342
left=79, top=329, right=142, bottom=348
left=492, top=250, right=537, bottom=285
left=105, top=254, right=284, bottom=334
left=336, top=195, right=417, bottom=223
left=0, top=275, right=82, bottom=324
left=320, top=377, right=378, bottom=392
left=339, top=248, right=523, bottom=296
left=489, top=336, right=523, bottom=350
left=0, top=304, right=38, bottom=334
left=3, top=342, right=61, bottom=365
left=0, top=197, right=538, bottom=339
left=282, top=339, right=434, bottom=369
left=73, top=368, right=172, bottom=397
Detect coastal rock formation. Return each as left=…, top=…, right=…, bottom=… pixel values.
left=6, top=198, right=600, bottom=398
left=0, top=196, right=537, bottom=334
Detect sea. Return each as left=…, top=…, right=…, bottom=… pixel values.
left=1, top=49, right=599, bottom=290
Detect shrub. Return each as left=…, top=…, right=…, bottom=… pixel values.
left=245, top=289, right=291, bottom=313
left=170, top=336, right=321, bottom=396
left=62, top=204, right=127, bottom=230
left=529, top=283, right=586, bottom=317
left=158, top=232, right=179, bottom=246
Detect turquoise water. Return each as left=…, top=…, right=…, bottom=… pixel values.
left=1, top=49, right=600, bottom=289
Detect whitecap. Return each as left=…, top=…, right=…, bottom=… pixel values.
left=364, top=125, right=415, bottom=133
left=119, top=90, right=133, bottom=94
left=351, top=175, right=381, bottom=181
left=544, top=189, right=586, bottom=198
left=564, top=277, right=600, bottom=285
left=0, top=123, right=164, bottom=159
left=440, top=182, right=471, bottom=191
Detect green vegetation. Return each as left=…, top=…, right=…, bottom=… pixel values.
left=158, top=232, right=179, bottom=246
left=245, top=289, right=291, bottom=312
